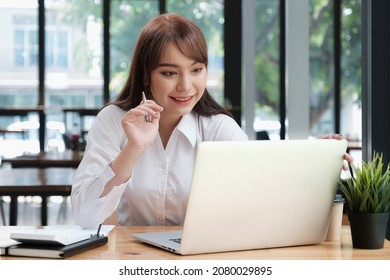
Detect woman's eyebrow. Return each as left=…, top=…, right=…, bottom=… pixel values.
left=157, top=63, right=179, bottom=68
left=157, top=61, right=199, bottom=68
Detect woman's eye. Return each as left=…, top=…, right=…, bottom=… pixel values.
left=162, top=71, right=176, bottom=76
left=192, top=67, right=203, bottom=74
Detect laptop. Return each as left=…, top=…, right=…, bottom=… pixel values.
left=132, top=139, right=348, bottom=255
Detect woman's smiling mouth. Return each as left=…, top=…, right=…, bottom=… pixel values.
left=170, top=95, right=194, bottom=105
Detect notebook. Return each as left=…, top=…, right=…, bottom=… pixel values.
left=132, top=139, right=348, bottom=255
left=7, top=236, right=108, bottom=259
left=2, top=225, right=115, bottom=258
left=1, top=225, right=115, bottom=256
left=10, top=228, right=91, bottom=245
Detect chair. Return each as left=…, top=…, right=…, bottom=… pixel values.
left=0, top=197, right=6, bottom=225
left=56, top=196, right=70, bottom=224
left=256, top=130, right=270, bottom=140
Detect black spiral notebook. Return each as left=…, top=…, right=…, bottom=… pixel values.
left=6, top=235, right=108, bottom=259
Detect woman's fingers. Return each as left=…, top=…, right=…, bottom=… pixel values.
left=344, top=153, right=354, bottom=163
left=138, top=101, right=163, bottom=121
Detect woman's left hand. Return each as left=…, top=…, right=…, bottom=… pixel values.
left=320, top=134, right=354, bottom=170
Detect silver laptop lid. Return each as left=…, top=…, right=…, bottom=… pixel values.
left=179, top=139, right=347, bottom=255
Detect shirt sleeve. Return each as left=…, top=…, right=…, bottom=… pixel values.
left=71, top=105, right=128, bottom=229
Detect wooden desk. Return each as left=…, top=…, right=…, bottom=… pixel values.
left=2, top=226, right=387, bottom=260
left=0, top=129, right=27, bottom=139
left=62, top=108, right=100, bottom=116
left=0, top=168, right=74, bottom=226
left=1, top=150, right=83, bottom=168
left=0, top=107, right=46, bottom=152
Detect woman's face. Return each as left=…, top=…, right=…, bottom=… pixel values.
left=149, top=43, right=207, bottom=122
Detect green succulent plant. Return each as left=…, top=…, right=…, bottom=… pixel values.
left=339, top=152, right=390, bottom=213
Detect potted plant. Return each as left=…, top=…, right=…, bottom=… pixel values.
left=339, top=152, right=390, bottom=249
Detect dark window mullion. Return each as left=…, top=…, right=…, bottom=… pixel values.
left=38, top=0, right=45, bottom=106
left=362, top=0, right=390, bottom=166
left=159, top=0, right=166, bottom=14
left=334, top=0, right=341, bottom=134
left=103, top=0, right=110, bottom=104
left=224, top=0, right=242, bottom=125
left=279, top=0, right=286, bottom=139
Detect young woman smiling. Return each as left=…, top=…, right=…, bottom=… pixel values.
left=71, top=13, right=353, bottom=229
left=71, top=14, right=248, bottom=228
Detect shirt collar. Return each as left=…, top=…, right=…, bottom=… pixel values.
left=176, top=112, right=197, bottom=147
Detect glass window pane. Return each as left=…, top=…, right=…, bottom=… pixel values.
left=44, top=0, right=103, bottom=148
left=58, top=31, right=68, bottom=67
left=309, top=0, right=335, bottom=136
left=28, top=29, right=38, bottom=66
left=110, top=0, right=159, bottom=101
left=0, top=1, right=39, bottom=157
left=253, top=0, right=280, bottom=140
left=0, top=1, right=38, bottom=106
left=45, top=0, right=103, bottom=107
left=46, top=30, right=54, bottom=67
left=13, top=29, right=25, bottom=66
left=166, top=0, right=225, bottom=104
left=341, top=0, right=362, bottom=161
left=0, top=0, right=38, bottom=105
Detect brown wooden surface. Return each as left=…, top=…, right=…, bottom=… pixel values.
left=62, top=107, right=100, bottom=116
left=0, top=106, right=47, bottom=151
left=1, top=150, right=83, bottom=168
left=2, top=226, right=388, bottom=260
left=0, top=129, right=26, bottom=134
left=346, top=141, right=362, bottom=155
left=0, top=167, right=74, bottom=195
left=0, top=106, right=46, bottom=115
left=0, top=167, right=74, bottom=225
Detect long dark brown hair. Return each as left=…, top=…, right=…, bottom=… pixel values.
left=112, top=13, right=232, bottom=118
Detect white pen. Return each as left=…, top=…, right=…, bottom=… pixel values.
left=142, top=91, right=152, bottom=122
left=142, top=91, right=147, bottom=104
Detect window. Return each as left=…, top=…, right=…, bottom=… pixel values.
left=13, top=14, right=38, bottom=67
left=0, top=1, right=39, bottom=125
left=44, top=0, right=104, bottom=142
left=109, top=0, right=159, bottom=100
left=0, top=0, right=363, bottom=157
left=167, top=0, right=225, bottom=104
left=252, top=0, right=281, bottom=140
left=46, top=29, right=69, bottom=68
left=340, top=0, right=362, bottom=161
left=14, top=29, right=38, bottom=67
left=309, top=0, right=335, bottom=136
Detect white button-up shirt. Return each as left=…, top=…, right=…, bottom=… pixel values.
left=71, top=105, right=248, bottom=228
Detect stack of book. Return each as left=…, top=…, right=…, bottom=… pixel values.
left=0, top=225, right=113, bottom=259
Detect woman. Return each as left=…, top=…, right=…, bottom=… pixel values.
left=71, top=14, right=248, bottom=228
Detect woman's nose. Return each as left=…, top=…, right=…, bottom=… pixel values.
left=176, top=73, right=192, bottom=92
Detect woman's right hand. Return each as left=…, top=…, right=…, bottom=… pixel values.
left=102, top=100, right=164, bottom=195
left=121, top=99, right=164, bottom=149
